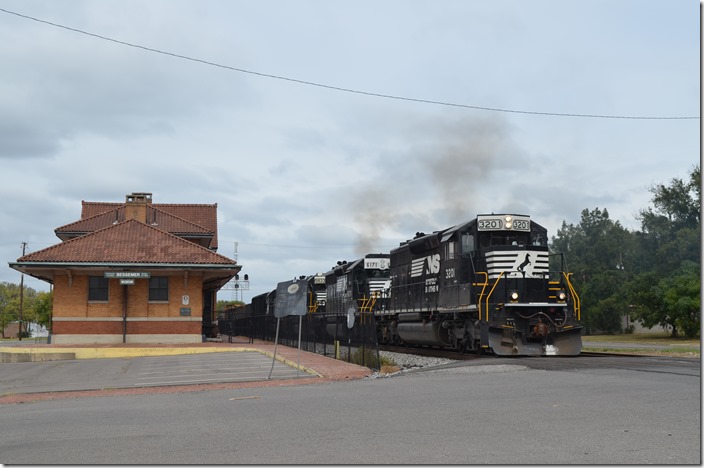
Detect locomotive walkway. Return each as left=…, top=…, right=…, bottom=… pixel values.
left=0, top=340, right=372, bottom=399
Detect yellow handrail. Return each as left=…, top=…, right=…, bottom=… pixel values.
left=358, top=292, right=379, bottom=313
left=484, top=272, right=504, bottom=322
left=308, top=292, right=319, bottom=314
left=562, top=272, right=581, bottom=321
left=473, top=272, right=489, bottom=321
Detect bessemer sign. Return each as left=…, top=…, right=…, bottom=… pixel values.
left=104, top=272, right=151, bottom=279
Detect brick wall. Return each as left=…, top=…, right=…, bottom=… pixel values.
left=52, top=272, right=207, bottom=341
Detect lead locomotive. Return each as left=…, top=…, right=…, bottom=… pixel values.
left=375, top=214, right=582, bottom=356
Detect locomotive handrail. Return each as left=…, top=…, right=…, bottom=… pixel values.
left=472, top=271, right=489, bottom=321
left=308, top=292, right=319, bottom=314
left=484, top=272, right=505, bottom=322
left=562, top=272, right=581, bottom=320
left=358, top=292, right=379, bottom=313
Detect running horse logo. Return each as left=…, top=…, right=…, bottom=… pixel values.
left=517, top=253, right=531, bottom=273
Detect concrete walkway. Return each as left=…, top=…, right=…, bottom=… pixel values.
left=0, top=340, right=373, bottom=382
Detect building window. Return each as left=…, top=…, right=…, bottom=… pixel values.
left=88, top=276, right=109, bottom=301
left=149, top=276, right=169, bottom=301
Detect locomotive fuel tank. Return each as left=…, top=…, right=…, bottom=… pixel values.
left=396, top=319, right=452, bottom=347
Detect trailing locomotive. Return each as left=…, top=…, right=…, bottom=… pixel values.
left=240, top=214, right=582, bottom=356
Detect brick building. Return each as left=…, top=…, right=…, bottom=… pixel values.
left=9, top=192, right=240, bottom=344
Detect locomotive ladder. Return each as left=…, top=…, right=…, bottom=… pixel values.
left=308, top=292, right=319, bottom=314
left=472, top=272, right=489, bottom=322
left=358, top=293, right=380, bottom=324
left=471, top=271, right=504, bottom=322
left=360, top=292, right=381, bottom=312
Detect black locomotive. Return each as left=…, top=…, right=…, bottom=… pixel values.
left=238, top=214, right=582, bottom=356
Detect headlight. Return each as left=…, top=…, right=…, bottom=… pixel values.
left=510, top=291, right=519, bottom=301
left=557, top=291, right=567, bottom=301
left=504, top=215, right=513, bottom=229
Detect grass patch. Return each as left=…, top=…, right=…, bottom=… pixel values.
left=582, top=333, right=700, bottom=357
left=583, top=333, right=699, bottom=345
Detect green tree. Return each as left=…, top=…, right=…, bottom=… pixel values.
left=629, top=165, right=700, bottom=337
left=630, top=262, right=700, bottom=338
left=551, top=208, right=635, bottom=334
left=216, top=299, right=244, bottom=311
left=33, top=291, right=53, bottom=330
left=0, top=282, right=39, bottom=338
left=636, top=165, right=700, bottom=274
left=661, top=262, right=700, bottom=339
left=0, top=282, right=20, bottom=337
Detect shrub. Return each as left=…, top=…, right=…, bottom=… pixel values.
left=345, top=346, right=396, bottom=370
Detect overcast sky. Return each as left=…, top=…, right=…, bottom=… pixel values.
left=0, top=0, right=699, bottom=301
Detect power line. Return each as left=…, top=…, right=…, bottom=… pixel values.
left=226, top=241, right=397, bottom=250
left=0, top=7, right=698, bottom=121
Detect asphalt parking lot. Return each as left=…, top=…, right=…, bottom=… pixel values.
left=0, top=351, right=313, bottom=395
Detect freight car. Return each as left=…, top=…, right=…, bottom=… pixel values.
left=240, top=214, right=582, bottom=356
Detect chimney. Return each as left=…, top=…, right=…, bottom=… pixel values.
left=125, top=192, right=152, bottom=223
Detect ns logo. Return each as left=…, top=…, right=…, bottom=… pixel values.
left=411, top=254, right=441, bottom=278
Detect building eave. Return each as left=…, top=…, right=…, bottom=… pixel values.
left=9, top=261, right=240, bottom=270
left=8, top=261, right=241, bottom=290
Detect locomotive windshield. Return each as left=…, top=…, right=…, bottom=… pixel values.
left=479, top=231, right=531, bottom=248
left=367, top=268, right=390, bottom=278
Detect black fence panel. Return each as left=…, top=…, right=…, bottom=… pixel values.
left=217, top=310, right=382, bottom=370
left=215, top=310, right=254, bottom=344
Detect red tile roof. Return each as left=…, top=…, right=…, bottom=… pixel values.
left=79, top=201, right=219, bottom=249
left=56, top=206, right=213, bottom=238
left=20, top=220, right=236, bottom=266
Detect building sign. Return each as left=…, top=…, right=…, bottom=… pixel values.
left=119, top=279, right=135, bottom=285
left=180, top=308, right=191, bottom=316
left=105, top=272, right=151, bottom=279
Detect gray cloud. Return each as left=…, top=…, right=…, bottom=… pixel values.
left=0, top=0, right=697, bottom=302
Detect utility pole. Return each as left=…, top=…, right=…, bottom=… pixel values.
left=19, top=242, right=27, bottom=341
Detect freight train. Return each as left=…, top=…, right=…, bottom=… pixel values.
left=236, top=214, right=582, bottom=356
